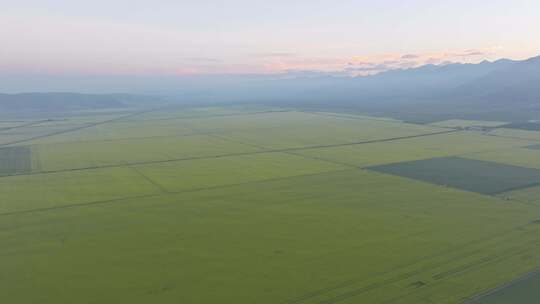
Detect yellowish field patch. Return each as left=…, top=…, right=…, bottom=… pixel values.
left=430, top=119, right=507, bottom=128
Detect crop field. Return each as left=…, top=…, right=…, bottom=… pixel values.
left=497, top=186, right=540, bottom=205
left=429, top=119, right=507, bottom=128
left=295, top=131, right=533, bottom=168
left=32, top=135, right=263, bottom=172
left=502, top=122, right=540, bottom=131
left=467, top=271, right=540, bottom=304
left=0, top=146, right=32, bottom=175
left=488, top=128, right=540, bottom=141
left=2, top=107, right=540, bottom=304
left=368, top=156, right=540, bottom=195
left=463, top=147, right=540, bottom=170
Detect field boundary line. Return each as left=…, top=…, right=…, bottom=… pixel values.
left=0, top=120, right=51, bottom=133
left=0, top=168, right=354, bottom=217
left=117, top=109, right=292, bottom=122
left=0, top=194, right=160, bottom=217
left=296, top=111, right=445, bottom=127
left=0, top=108, right=157, bottom=147
left=204, top=132, right=358, bottom=168
left=128, top=166, right=169, bottom=193
left=28, top=131, right=222, bottom=146
left=0, top=129, right=461, bottom=179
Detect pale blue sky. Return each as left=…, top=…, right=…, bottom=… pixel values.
left=2, top=0, right=540, bottom=75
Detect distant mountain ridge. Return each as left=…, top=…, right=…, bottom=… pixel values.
left=454, top=55, right=540, bottom=105
left=2, top=54, right=539, bottom=122
left=258, top=54, right=540, bottom=122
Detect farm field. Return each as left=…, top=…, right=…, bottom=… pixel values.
left=497, top=186, right=540, bottom=206
left=0, top=146, right=32, bottom=175
left=429, top=119, right=507, bottom=128
left=488, top=128, right=540, bottom=141
left=2, top=107, right=540, bottom=304
left=463, top=147, right=540, bottom=170
left=368, top=156, right=540, bottom=195
left=467, top=271, right=540, bottom=304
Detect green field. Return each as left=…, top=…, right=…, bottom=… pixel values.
left=467, top=271, right=540, bottom=304
left=2, top=107, right=540, bottom=303
left=497, top=186, right=540, bottom=206
left=429, top=119, right=507, bottom=128
left=368, top=156, right=540, bottom=194
left=463, top=147, right=540, bottom=170
left=0, top=146, right=32, bottom=175
left=488, top=128, right=540, bottom=141
left=502, top=122, right=540, bottom=131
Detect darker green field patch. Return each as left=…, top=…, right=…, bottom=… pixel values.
left=0, top=146, right=32, bottom=175
left=526, top=144, right=540, bottom=150
left=466, top=270, right=540, bottom=304
left=368, top=157, right=540, bottom=195
left=501, top=122, right=540, bottom=131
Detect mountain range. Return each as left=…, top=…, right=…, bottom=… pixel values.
left=1, top=54, right=539, bottom=122
left=257, top=54, right=540, bottom=122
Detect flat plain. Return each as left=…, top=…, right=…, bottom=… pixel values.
left=2, top=107, right=540, bottom=304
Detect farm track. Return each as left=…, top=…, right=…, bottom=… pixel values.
left=0, top=109, right=332, bottom=147
left=297, top=111, right=433, bottom=126
left=128, top=166, right=169, bottom=193
left=0, top=193, right=160, bottom=217
left=0, top=129, right=461, bottom=179
left=204, top=132, right=358, bottom=168
left=0, top=109, right=157, bottom=147
left=116, top=109, right=292, bottom=122
left=284, top=151, right=358, bottom=168
left=0, top=120, right=50, bottom=133
left=286, top=225, right=540, bottom=304
left=382, top=242, right=540, bottom=304
left=26, top=131, right=221, bottom=146
left=0, top=168, right=354, bottom=217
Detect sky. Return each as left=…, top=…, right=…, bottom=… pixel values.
left=2, top=0, right=540, bottom=77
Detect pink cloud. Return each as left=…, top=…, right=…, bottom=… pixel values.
left=341, top=48, right=505, bottom=75
left=250, top=48, right=506, bottom=76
